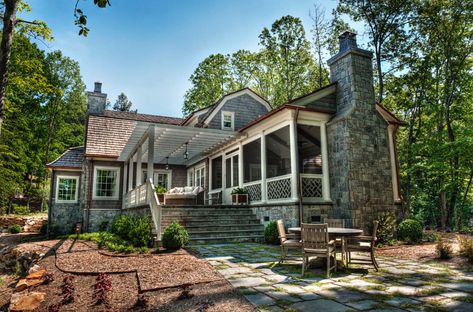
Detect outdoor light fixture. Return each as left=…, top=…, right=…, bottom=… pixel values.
left=184, top=142, right=189, bottom=160
left=165, top=157, right=169, bottom=170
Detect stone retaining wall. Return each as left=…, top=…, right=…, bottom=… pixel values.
left=0, top=216, right=47, bottom=233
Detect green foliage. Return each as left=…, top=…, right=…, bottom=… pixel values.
left=162, top=222, right=189, bottom=250
left=231, top=187, right=247, bottom=195
left=264, top=221, right=279, bottom=245
left=111, top=215, right=152, bottom=247
left=39, top=223, right=48, bottom=235
left=376, top=212, right=397, bottom=245
left=424, top=232, right=440, bottom=242
left=9, top=224, right=22, bottom=234
left=98, top=221, right=109, bottom=232
left=436, top=239, right=453, bottom=259
left=64, top=232, right=147, bottom=254
left=398, top=219, right=423, bottom=243
left=12, top=204, right=30, bottom=215
left=155, top=185, right=167, bottom=194
left=112, top=92, right=135, bottom=112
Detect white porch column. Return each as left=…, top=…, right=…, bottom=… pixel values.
left=289, top=117, right=298, bottom=201
left=238, top=142, right=243, bottom=187
left=320, top=122, right=331, bottom=201
left=261, top=132, right=267, bottom=202
left=127, top=158, right=133, bottom=191
left=136, top=145, right=142, bottom=186
left=147, top=126, right=155, bottom=184
left=123, top=162, right=128, bottom=195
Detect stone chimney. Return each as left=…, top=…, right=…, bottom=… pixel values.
left=326, top=31, right=396, bottom=231
left=87, top=81, right=107, bottom=114
left=327, top=31, right=374, bottom=114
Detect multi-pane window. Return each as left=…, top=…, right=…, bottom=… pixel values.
left=188, top=170, right=194, bottom=186
left=94, top=167, right=119, bottom=199
left=222, top=111, right=234, bottom=130
left=196, top=167, right=205, bottom=187
left=56, top=176, right=78, bottom=202
left=211, top=156, right=222, bottom=189
left=156, top=173, right=170, bottom=190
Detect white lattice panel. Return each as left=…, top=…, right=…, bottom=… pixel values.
left=267, top=177, right=291, bottom=200
left=302, top=176, right=323, bottom=198
left=246, top=183, right=262, bottom=202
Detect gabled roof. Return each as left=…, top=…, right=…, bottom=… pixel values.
left=47, top=146, right=84, bottom=170
left=287, top=82, right=337, bottom=106
left=182, top=88, right=271, bottom=127
left=86, top=110, right=183, bottom=159
left=376, top=103, right=407, bottom=125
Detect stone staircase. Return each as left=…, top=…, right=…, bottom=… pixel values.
left=160, top=206, right=264, bottom=244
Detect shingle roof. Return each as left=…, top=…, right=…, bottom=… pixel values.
left=85, top=111, right=183, bottom=158
left=47, top=146, right=84, bottom=169
left=102, top=110, right=183, bottom=125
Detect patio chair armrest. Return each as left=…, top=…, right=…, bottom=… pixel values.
left=285, top=233, right=300, bottom=239
left=350, top=235, right=375, bottom=241
left=328, top=240, right=336, bottom=246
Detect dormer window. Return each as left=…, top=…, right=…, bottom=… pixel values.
left=222, top=111, right=234, bottom=130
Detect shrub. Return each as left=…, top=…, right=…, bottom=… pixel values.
left=12, top=204, right=30, bottom=215
left=424, top=232, right=440, bottom=242
left=376, top=212, right=397, bottom=245
left=436, top=239, right=453, bottom=259
left=458, top=235, right=473, bottom=263
left=264, top=221, right=279, bottom=245
left=111, top=215, right=151, bottom=247
left=162, top=222, right=189, bottom=250
left=98, top=221, right=109, bottom=232
left=9, top=224, right=22, bottom=234
left=398, top=219, right=423, bottom=243
left=39, top=223, right=48, bottom=235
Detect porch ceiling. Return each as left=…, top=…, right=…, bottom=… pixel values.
left=118, top=122, right=239, bottom=165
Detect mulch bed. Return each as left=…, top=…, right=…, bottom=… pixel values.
left=0, top=238, right=255, bottom=312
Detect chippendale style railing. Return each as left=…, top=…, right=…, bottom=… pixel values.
left=123, top=179, right=162, bottom=241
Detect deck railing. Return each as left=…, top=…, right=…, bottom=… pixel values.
left=123, top=179, right=162, bottom=241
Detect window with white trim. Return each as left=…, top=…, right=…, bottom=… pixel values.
left=221, top=111, right=234, bottom=130
left=143, top=170, right=172, bottom=191
left=195, top=166, right=205, bottom=187
left=93, top=167, right=120, bottom=199
left=56, top=175, right=79, bottom=203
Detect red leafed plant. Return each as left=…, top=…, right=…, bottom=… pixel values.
left=94, top=273, right=112, bottom=305
left=43, top=272, right=55, bottom=284
left=61, top=275, right=76, bottom=304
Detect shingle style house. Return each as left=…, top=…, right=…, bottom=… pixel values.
left=47, top=32, right=403, bottom=237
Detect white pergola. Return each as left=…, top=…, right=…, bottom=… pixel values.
left=118, top=122, right=240, bottom=196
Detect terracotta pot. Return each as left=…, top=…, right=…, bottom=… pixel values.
left=232, top=194, right=248, bottom=205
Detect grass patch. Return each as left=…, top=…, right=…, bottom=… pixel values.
left=275, top=299, right=293, bottom=306
left=365, top=285, right=386, bottom=291
left=237, top=287, right=257, bottom=295
left=0, top=277, right=5, bottom=287
left=62, top=232, right=148, bottom=254
left=416, top=287, right=447, bottom=297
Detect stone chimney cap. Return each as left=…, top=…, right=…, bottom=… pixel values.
left=94, top=81, right=102, bottom=93
left=339, top=31, right=357, bottom=53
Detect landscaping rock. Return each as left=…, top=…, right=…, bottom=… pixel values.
left=26, top=269, right=46, bottom=280
left=9, top=291, right=46, bottom=311
left=28, top=264, right=41, bottom=274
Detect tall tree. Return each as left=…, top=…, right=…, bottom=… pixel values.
left=113, top=92, right=134, bottom=112
left=183, top=53, right=233, bottom=114
left=259, top=15, right=317, bottom=106
left=337, top=0, right=413, bottom=101
left=309, top=3, right=329, bottom=88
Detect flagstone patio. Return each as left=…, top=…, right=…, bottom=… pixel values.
left=190, top=243, right=473, bottom=312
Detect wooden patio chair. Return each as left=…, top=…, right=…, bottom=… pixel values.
left=301, top=223, right=337, bottom=278
left=324, top=218, right=345, bottom=228
left=345, top=221, right=379, bottom=271
left=277, top=220, right=301, bottom=263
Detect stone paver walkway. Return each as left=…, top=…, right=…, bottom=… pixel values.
left=190, top=243, right=473, bottom=312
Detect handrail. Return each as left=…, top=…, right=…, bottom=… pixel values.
left=147, top=178, right=162, bottom=242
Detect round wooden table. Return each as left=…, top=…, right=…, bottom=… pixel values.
left=288, top=227, right=363, bottom=266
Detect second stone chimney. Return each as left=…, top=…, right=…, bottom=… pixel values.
left=87, top=81, right=107, bottom=114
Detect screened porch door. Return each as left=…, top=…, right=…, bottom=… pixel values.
left=223, top=152, right=239, bottom=204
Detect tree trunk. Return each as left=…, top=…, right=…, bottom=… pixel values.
left=375, top=48, right=383, bottom=102
left=458, top=167, right=473, bottom=231
left=440, top=191, right=447, bottom=230
left=0, top=0, right=19, bottom=138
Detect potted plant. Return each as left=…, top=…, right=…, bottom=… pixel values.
left=231, top=187, right=248, bottom=205
left=155, top=185, right=167, bottom=203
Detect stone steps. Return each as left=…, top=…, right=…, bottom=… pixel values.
left=159, top=206, right=264, bottom=244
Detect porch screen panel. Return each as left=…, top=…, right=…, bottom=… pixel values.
left=243, top=139, right=261, bottom=183
left=211, top=156, right=222, bottom=190
left=266, top=126, right=291, bottom=178
left=297, top=125, right=322, bottom=174
left=232, top=155, right=239, bottom=186
left=225, top=158, right=231, bottom=187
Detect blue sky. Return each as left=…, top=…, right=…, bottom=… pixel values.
left=24, top=0, right=364, bottom=117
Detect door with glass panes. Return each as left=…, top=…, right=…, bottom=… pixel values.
left=223, top=152, right=239, bottom=203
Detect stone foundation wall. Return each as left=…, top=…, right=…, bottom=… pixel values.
left=87, top=209, right=121, bottom=232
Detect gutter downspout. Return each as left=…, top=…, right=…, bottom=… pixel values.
left=85, top=159, right=94, bottom=232
left=47, top=170, right=54, bottom=238
left=293, top=109, right=302, bottom=225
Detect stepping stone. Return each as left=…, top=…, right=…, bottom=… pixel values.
left=345, top=299, right=379, bottom=310
left=440, top=291, right=472, bottom=299
left=385, top=285, right=418, bottom=296
left=440, top=282, right=473, bottom=292
left=332, top=289, right=369, bottom=303
left=443, top=299, right=473, bottom=312
left=265, top=291, right=301, bottom=303
left=229, top=277, right=269, bottom=288
left=385, top=296, right=420, bottom=306
left=272, top=283, right=305, bottom=294
left=290, top=299, right=351, bottom=312
left=244, top=292, right=276, bottom=306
